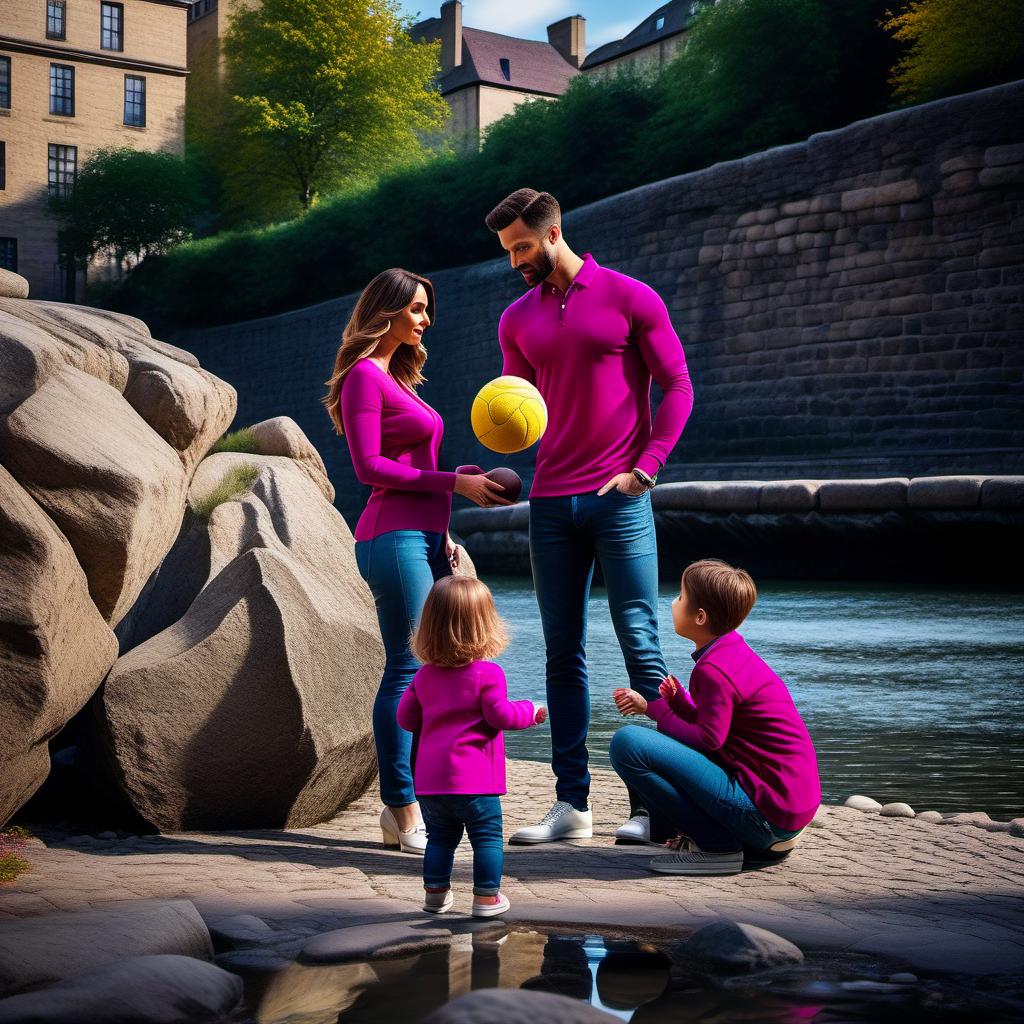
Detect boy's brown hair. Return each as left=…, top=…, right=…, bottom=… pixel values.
left=410, top=576, right=510, bottom=668
left=682, top=559, right=757, bottom=634
left=484, top=188, right=561, bottom=234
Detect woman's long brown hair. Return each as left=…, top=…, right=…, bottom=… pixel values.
left=323, top=268, right=436, bottom=435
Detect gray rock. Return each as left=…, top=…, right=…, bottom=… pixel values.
left=1010, top=818, right=1024, bottom=838
left=818, top=479, right=909, bottom=511
left=844, top=795, right=882, bottom=813
left=207, top=914, right=274, bottom=949
left=907, top=476, right=985, bottom=509
left=915, top=811, right=944, bottom=823
left=420, top=988, right=619, bottom=1023
left=301, top=922, right=450, bottom=964
left=941, top=812, right=992, bottom=828
left=758, top=480, right=820, bottom=512
left=880, top=802, right=915, bottom=818
left=681, top=920, right=804, bottom=971
left=0, top=901, right=212, bottom=997
left=0, top=954, right=242, bottom=1024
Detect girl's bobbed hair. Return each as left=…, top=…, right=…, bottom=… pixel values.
left=410, top=576, right=509, bottom=668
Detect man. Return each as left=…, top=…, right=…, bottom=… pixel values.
left=484, top=188, right=694, bottom=844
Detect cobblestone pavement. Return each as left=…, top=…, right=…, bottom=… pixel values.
left=3, top=761, right=1023, bottom=976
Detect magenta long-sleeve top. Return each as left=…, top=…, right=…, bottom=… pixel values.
left=396, top=660, right=536, bottom=796
left=339, top=358, right=458, bottom=542
left=498, top=253, right=694, bottom=497
left=645, top=631, right=822, bottom=831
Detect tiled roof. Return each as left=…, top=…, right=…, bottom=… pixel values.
left=582, top=0, right=700, bottom=69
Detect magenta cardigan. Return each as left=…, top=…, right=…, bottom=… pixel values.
left=498, top=253, right=694, bottom=497
left=645, top=631, right=822, bottom=831
left=396, top=660, right=536, bottom=796
left=339, top=358, right=458, bottom=542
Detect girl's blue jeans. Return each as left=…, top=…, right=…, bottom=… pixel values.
left=609, top=725, right=801, bottom=852
left=354, top=529, right=451, bottom=808
left=529, top=488, right=667, bottom=810
left=419, top=795, right=503, bottom=896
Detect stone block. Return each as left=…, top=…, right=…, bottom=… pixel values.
left=984, top=143, right=1024, bottom=166
left=819, top=479, right=909, bottom=511
left=980, top=476, right=1024, bottom=508
left=907, top=476, right=985, bottom=509
left=758, top=480, right=820, bottom=512
left=979, top=165, right=1024, bottom=188
left=652, top=481, right=763, bottom=513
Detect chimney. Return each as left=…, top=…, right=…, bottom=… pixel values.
left=547, top=14, right=585, bottom=69
left=441, top=1, right=463, bottom=73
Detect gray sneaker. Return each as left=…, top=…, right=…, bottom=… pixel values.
left=509, top=800, right=593, bottom=844
left=648, top=848, right=744, bottom=875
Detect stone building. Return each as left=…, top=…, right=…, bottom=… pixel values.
left=0, top=0, right=189, bottom=300
left=411, top=1, right=582, bottom=150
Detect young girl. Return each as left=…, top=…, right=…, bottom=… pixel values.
left=611, top=559, right=821, bottom=876
left=397, top=575, right=546, bottom=917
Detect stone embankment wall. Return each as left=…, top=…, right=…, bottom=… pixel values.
left=175, top=81, right=1024, bottom=534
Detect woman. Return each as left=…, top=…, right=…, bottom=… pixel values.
left=324, top=268, right=512, bottom=853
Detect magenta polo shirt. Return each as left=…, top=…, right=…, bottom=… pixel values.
left=498, top=253, right=694, bottom=497
left=339, top=358, right=458, bottom=542
left=645, top=631, right=822, bottom=831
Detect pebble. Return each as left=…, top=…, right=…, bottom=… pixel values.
left=880, top=803, right=915, bottom=818
left=916, top=811, right=944, bottom=823
left=844, top=795, right=882, bottom=813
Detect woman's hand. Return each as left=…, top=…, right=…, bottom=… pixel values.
left=445, top=533, right=460, bottom=571
left=453, top=473, right=513, bottom=508
left=659, top=674, right=681, bottom=701
left=613, top=687, right=648, bottom=717
left=597, top=472, right=647, bottom=497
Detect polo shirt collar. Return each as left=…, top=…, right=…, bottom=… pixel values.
left=572, top=252, right=598, bottom=288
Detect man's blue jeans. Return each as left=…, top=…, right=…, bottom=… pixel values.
left=354, top=530, right=451, bottom=808
left=420, top=795, right=504, bottom=895
left=609, top=726, right=801, bottom=852
left=529, top=488, right=667, bottom=810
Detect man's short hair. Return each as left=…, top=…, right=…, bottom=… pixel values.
left=682, top=559, right=758, bottom=634
left=485, top=188, right=561, bottom=234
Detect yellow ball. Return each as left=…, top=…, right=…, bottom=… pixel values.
left=471, top=375, right=548, bottom=454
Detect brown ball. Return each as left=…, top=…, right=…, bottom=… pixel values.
left=486, top=466, right=522, bottom=503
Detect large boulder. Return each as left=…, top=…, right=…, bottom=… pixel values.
left=248, top=415, right=335, bottom=502
left=0, top=363, right=189, bottom=625
left=0, top=465, right=118, bottom=825
left=89, top=457, right=383, bottom=830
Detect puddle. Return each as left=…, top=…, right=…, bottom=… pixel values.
left=236, top=928, right=1022, bottom=1024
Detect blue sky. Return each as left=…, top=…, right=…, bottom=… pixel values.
left=397, top=1, right=655, bottom=53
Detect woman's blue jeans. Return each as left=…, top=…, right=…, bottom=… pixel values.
left=609, top=726, right=800, bottom=852
left=354, top=530, right=451, bottom=807
left=529, top=489, right=667, bottom=810
left=420, top=795, right=504, bottom=895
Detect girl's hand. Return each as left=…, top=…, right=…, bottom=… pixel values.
left=613, top=687, right=648, bottom=717
left=533, top=704, right=547, bottom=725
left=659, top=675, right=680, bottom=701
left=445, top=533, right=460, bottom=570
left=453, top=473, right=513, bottom=508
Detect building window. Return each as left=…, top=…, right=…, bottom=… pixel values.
left=0, top=141, right=5, bottom=189
left=188, top=0, right=217, bottom=21
left=47, top=0, right=66, bottom=39
left=0, top=57, right=10, bottom=109
left=124, top=75, right=145, bottom=127
left=49, top=64, right=74, bottom=116
left=0, top=238, right=16, bottom=272
left=101, top=2, right=123, bottom=51
left=656, top=15, right=665, bottom=30
left=48, top=143, right=76, bottom=197
left=499, top=57, right=511, bottom=81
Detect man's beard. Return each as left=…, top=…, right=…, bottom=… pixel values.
left=518, top=246, right=555, bottom=288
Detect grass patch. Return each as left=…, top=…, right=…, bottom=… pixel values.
left=191, top=463, right=261, bottom=519
left=211, top=428, right=261, bottom=455
left=0, top=827, right=31, bottom=885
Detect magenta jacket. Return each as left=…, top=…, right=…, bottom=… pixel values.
left=396, top=660, right=536, bottom=796
left=645, top=631, right=821, bottom=831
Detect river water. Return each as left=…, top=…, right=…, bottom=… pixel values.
left=487, top=578, right=1024, bottom=819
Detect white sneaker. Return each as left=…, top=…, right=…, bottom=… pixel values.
left=648, top=848, right=744, bottom=875
left=423, top=888, right=454, bottom=914
left=380, top=806, right=427, bottom=854
left=508, top=800, right=593, bottom=844
left=472, top=891, right=510, bottom=918
left=614, top=813, right=653, bottom=845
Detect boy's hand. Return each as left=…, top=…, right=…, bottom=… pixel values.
left=533, top=704, right=547, bottom=726
left=613, top=687, right=648, bottom=717
left=659, top=674, right=681, bottom=701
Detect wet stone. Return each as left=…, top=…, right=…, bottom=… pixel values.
left=301, top=922, right=452, bottom=965
left=845, top=795, right=882, bottom=813
left=682, top=921, right=804, bottom=972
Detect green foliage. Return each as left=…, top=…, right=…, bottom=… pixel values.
left=0, top=827, right=31, bottom=885
left=191, top=463, right=261, bottom=519
left=49, top=147, right=204, bottom=271
left=211, top=427, right=261, bottom=455
left=220, top=0, right=447, bottom=212
left=883, top=0, right=1024, bottom=104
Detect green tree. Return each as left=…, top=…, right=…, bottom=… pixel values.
left=221, top=0, right=448, bottom=212
left=49, top=147, right=201, bottom=291
left=883, top=0, right=1024, bottom=105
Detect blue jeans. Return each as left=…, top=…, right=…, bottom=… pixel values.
left=354, top=530, right=451, bottom=807
left=609, top=726, right=801, bottom=852
left=419, top=795, right=504, bottom=895
left=529, top=488, right=667, bottom=809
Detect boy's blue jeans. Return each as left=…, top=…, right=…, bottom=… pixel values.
left=609, top=726, right=801, bottom=852
left=529, top=488, right=667, bottom=810
left=354, top=530, right=451, bottom=808
left=419, top=795, right=504, bottom=895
